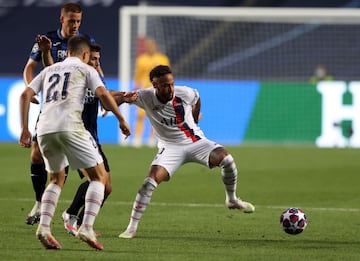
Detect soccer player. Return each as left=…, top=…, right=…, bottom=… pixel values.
left=132, top=38, right=170, bottom=147
left=309, top=64, right=333, bottom=84
left=61, top=43, right=119, bottom=236
left=118, top=65, right=255, bottom=239
left=22, top=2, right=99, bottom=225
left=19, top=35, right=131, bottom=250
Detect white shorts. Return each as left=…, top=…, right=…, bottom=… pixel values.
left=37, top=131, right=104, bottom=173
left=153, top=138, right=223, bottom=178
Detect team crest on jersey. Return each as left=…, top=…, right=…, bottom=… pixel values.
left=31, top=43, right=39, bottom=54
left=57, top=50, right=67, bottom=61
left=84, top=88, right=95, bottom=104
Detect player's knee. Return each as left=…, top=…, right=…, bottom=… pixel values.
left=219, top=154, right=235, bottom=169
left=138, top=177, right=158, bottom=196
left=149, top=166, right=169, bottom=184
left=105, top=183, right=112, bottom=196
left=30, top=148, right=43, bottom=163
left=48, top=172, right=66, bottom=188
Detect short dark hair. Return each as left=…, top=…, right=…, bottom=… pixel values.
left=67, top=35, right=91, bottom=55
left=61, top=2, right=82, bottom=14
left=90, top=43, right=102, bottom=52
left=149, top=65, right=172, bottom=81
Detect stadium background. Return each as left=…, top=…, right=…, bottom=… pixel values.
left=0, top=0, right=359, bottom=146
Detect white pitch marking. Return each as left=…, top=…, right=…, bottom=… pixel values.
left=3, top=198, right=360, bottom=212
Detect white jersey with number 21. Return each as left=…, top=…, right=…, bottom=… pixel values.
left=29, top=57, right=104, bottom=136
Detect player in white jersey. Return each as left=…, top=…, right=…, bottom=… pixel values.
left=118, top=65, right=255, bottom=239
left=19, top=35, right=131, bottom=250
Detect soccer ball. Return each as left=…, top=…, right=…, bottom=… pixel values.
left=280, top=207, right=308, bottom=235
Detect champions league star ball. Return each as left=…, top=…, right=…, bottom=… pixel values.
left=280, top=207, right=308, bottom=235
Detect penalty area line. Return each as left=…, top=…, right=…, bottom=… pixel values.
left=2, top=197, right=360, bottom=212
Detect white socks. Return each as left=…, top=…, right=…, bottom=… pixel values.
left=38, top=181, right=104, bottom=233
left=219, top=155, right=238, bottom=202
left=82, top=181, right=105, bottom=228
left=39, top=183, right=61, bottom=232
left=127, top=177, right=158, bottom=231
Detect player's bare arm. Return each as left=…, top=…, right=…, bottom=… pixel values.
left=19, top=87, right=36, bottom=148
left=110, top=90, right=138, bottom=106
left=96, top=87, right=131, bottom=138
left=23, top=59, right=40, bottom=104
left=100, top=91, right=138, bottom=117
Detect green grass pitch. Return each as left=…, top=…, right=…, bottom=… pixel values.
left=0, top=143, right=359, bottom=260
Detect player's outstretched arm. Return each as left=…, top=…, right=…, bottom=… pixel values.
left=96, top=87, right=131, bottom=138
left=109, top=90, right=138, bottom=106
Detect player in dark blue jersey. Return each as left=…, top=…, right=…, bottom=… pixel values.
left=29, top=29, right=95, bottom=68
left=22, top=2, right=101, bottom=225
left=61, top=44, right=112, bottom=236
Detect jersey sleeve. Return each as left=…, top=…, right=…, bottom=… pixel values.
left=29, top=42, right=41, bottom=62
left=190, top=88, right=200, bottom=105
left=29, top=31, right=54, bottom=62
left=28, top=69, right=45, bottom=94
left=133, top=89, right=146, bottom=108
left=181, top=86, right=199, bottom=106
left=87, top=66, right=105, bottom=93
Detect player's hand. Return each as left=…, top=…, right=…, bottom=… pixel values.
left=123, top=91, right=138, bottom=103
left=19, top=129, right=32, bottom=148
left=36, top=34, right=52, bottom=52
left=119, top=121, right=131, bottom=139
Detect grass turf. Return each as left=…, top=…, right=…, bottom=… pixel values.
left=0, top=143, right=359, bottom=260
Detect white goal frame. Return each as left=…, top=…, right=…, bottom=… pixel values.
left=118, top=6, right=360, bottom=144
left=119, top=6, right=360, bottom=93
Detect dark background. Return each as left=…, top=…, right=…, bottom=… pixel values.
left=0, top=0, right=358, bottom=77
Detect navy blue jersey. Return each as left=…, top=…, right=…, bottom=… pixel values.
left=82, top=74, right=105, bottom=144
left=29, top=28, right=99, bottom=143
left=29, top=28, right=95, bottom=64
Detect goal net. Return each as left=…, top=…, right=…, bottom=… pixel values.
left=119, top=6, right=360, bottom=147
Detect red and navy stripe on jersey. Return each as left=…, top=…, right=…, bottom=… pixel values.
left=173, top=96, right=201, bottom=142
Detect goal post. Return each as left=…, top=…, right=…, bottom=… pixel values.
left=119, top=6, right=360, bottom=146
left=119, top=6, right=360, bottom=85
